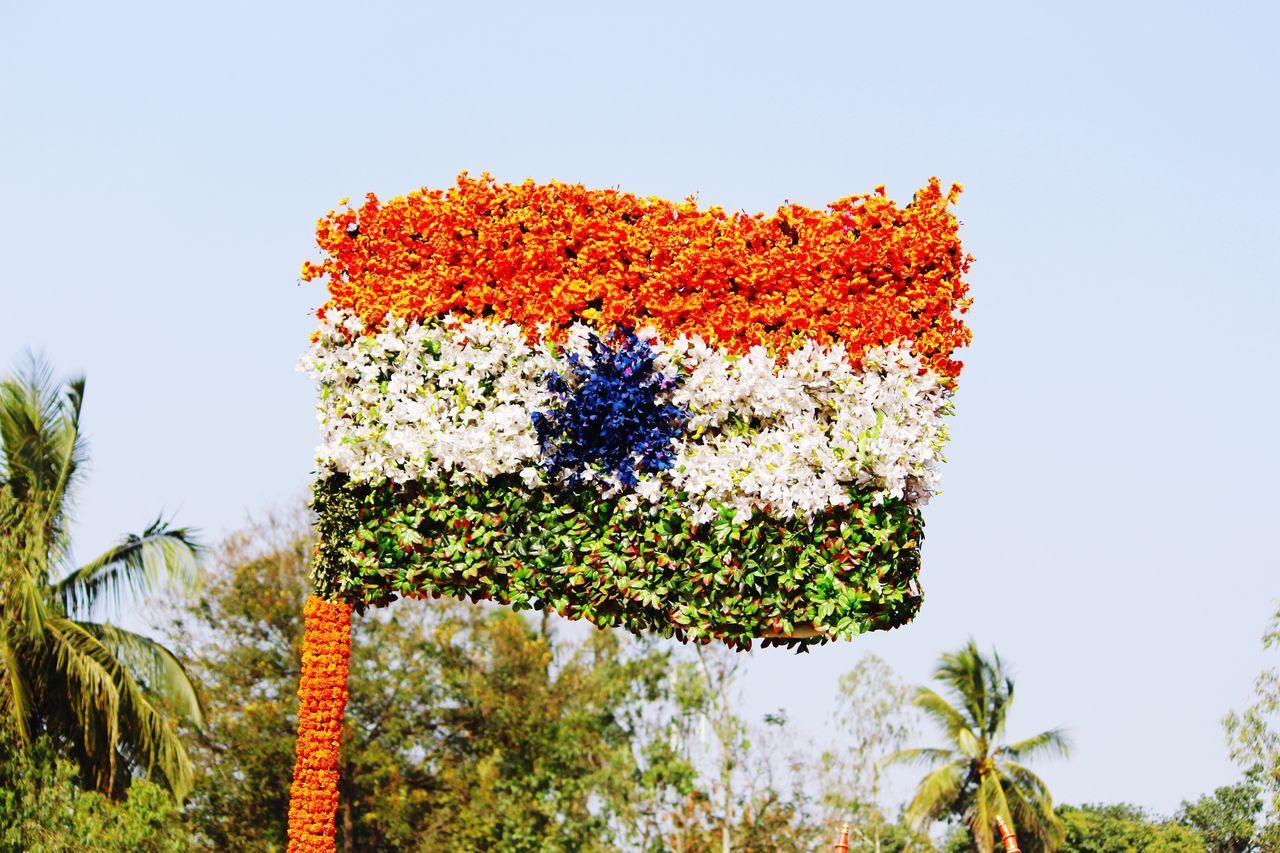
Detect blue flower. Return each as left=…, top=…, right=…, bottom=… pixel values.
left=531, top=329, right=687, bottom=488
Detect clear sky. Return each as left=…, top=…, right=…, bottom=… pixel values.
left=3, top=0, right=1277, bottom=817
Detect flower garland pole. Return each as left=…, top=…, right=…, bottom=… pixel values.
left=287, top=596, right=353, bottom=852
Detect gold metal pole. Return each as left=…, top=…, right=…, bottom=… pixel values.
left=832, top=821, right=850, bottom=852
left=995, top=816, right=1022, bottom=853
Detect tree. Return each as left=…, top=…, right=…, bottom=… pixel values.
left=819, top=654, right=919, bottom=852
left=1055, top=803, right=1203, bottom=852
left=614, top=656, right=702, bottom=852
left=0, top=356, right=203, bottom=800
left=693, top=645, right=750, bottom=853
left=888, top=640, right=1070, bottom=852
left=0, top=726, right=190, bottom=852
left=163, top=508, right=670, bottom=851
left=425, top=606, right=664, bottom=851
left=725, top=710, right=825, bottom=852
left=618, top=649, right=826, bottom=853
left=1226, top=603, right=1280, bottom=816
left=1176, top=781, right=1264, bottom=853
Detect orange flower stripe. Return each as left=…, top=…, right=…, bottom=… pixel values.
left=287, top=596, right=353, bottom=853
left=302, top=173, right=973, bottom=380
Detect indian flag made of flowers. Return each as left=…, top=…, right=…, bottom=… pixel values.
left=299, top=173, right=972, bottom=648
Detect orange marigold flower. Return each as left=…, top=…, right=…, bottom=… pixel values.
left=301, top=173, right=973, bottom=381
left=286, top=596, right=353, bottom=853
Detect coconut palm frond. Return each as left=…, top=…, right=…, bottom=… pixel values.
left=987, top=668, right=1015, bottom=742
left=955, top=725, right=984, bottom=761
left=934, top=640, right=987, bottom=731
left=83, top=621, right=205, bottom=728
left=1000, top=760, right=1055, bottom=804
left=48, top=617, right=198, bottom=800
left=1003, top=766, right=1066, bottom=850
left=0, top=540, right=49, bottom=644
left=0, top=636, right=35, bottom=744
left=45, top=616, right=123, bottom=763
left=110, top=652, right=198, bottom=801
left=902, top=761, right=967, bottom=829
left=884, top=746, right=956, bottom=767
left=1000, top=726, right=1072, bottom=762
left=0, top=356, right=87, bottom=549
left=912, top=686, right=972, bottom=744
left=970, top=772, right=1012, bottom=853
left=55, top=518, right=201, bottom=617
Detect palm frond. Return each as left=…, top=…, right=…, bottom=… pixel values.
left=987, top=670, right=1015, bottom=742
left=955, top=726, right=984, bottom=761
left=912, top=686, right=975, bottom=747
left=48, top=616, right=198, bottom=800
left=0, top=518, right=49, bottom=643
left=970, top=772, right=1013, bottom=853
left=1000, top=727, right=1072, bottom=762
left=45, top=616, right=122, bottom=767
left=55, top=517, right=201, bottom=617
left=884, top=746, right=957, bottom=767
left=1001, top=762, right=1065, bottom=848
left=0, top=355, right=87, bottom=552
left=0, top=355, right=53, bottom=484
left=82, top=622, right=204, bottom=728
left=0, top=636, right=34, bottom=744
left=933, top=640, right=985, bottom=730
left=110, top=652, right=198, bottom=801
left=902, top=761, right=967, bottom=829
left=999, top=760, right=1055, bottom=804
left=41, top=376, right=85, bottom=547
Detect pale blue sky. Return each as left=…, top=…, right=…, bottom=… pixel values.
left=3, top=0, right=1278, bottom=816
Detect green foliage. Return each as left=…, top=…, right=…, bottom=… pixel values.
left=423, top=610, right=663, bottom=851
left=1176, top=781, right=1264, bottom=852
left=1256, top=820, right=1280, bottom=851
left=169, top=508, right=844, bottom=851
left=1226, top=604, right=1280, bottom=816
left=166, top=511, right=672, bottom=851
left=311, top=472, right=924, bottom=648
left=853, top=818, right=935, bottom=852
left=0, top=728, right=189, bottom=852
left=628, top=685, right=827, bottom=853
left=889, top=640, right=1070, bottom=853
left=819, top=654, right=919, bottom=851
left=0, top=356, right=203, bottom=799
left=1054, top=803, right=1203, bottom=852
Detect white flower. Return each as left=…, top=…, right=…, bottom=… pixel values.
left=301, top=311, right=954, bottom=522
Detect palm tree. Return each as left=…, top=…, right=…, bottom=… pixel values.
left=0, top=355, right=204, bottom=800
left=888, top=640, right=1070, bottom=852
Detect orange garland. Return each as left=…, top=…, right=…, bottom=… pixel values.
left=302, top=173, right=972, bottom=380
left=287, top=596, right=353, bottom=852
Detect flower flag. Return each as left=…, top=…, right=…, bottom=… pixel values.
left=299, top=173, right=972, bottom=647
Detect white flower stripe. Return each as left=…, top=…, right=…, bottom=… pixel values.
left=301, top=311, right=953, bottom=522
